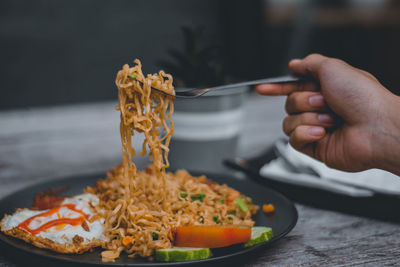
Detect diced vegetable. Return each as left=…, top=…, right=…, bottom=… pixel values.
left=244, top=226, right=273, bottom=247
left=180, top=191, right=188, bottom=198
left=220, top=199, right=225, bottom=204
left=122, top=236, right=133, bottom=246
left=174, top=225, right=251, bottom=248
left=228, top=211, right=236, bottom=215
left=229, top=190, right=241, bottom=198
left=212, top=216, right=219, bottom=224
left=190, top=193, right=205, bottom=202
left=225, top=198, right=233, bottom=204
left=128, top=74, right=138, bottom=78
left=262, top=204, right=275, bottom=213
left=152, top=232, right=159, bottom=240
left=234, top=198, right=248, bottom=212
left=155, top=247, right=212, bottom=262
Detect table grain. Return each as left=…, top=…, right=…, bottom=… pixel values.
left=0, top=94, right=399, bottom=267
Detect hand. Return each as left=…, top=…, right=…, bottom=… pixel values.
left=256, top=54, right=400, bottom=175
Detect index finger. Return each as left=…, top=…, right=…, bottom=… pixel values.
left=255, top=81, right=318, bottom=96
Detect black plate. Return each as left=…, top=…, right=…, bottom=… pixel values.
left=0, top=172, right=297, bottom=266
left=224, top=144, right=400, bottom=223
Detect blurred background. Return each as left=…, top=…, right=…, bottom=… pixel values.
left=1, top=0, right=400, bottom=110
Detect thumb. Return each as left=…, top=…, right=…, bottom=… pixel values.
left=289, top=54, right=330, bottom=80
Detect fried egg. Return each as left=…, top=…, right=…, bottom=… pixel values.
left=0, top=193, right=107, bottom=254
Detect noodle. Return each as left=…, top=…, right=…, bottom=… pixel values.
left=85, top=59, right=258, bottom=261
left=116, top=59, right=175, bottom=180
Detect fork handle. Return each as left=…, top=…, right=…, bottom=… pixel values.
left=208, top=74, right=303, bottom=91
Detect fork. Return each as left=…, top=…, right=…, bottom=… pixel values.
left=134, top=74, right=303, bottom=98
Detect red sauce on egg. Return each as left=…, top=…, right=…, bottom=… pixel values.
left=18, top=204, right=88, bottom=235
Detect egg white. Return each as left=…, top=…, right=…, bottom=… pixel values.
left=1, top=193, right=107, bottom=244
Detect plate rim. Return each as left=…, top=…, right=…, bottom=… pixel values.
left=0, top=172, right=298, bottom=266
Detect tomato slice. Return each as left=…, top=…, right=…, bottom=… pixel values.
left=174, top=225, right=251, bottom=248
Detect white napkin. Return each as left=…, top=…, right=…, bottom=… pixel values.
left=260, top=140, right=400, bottom=197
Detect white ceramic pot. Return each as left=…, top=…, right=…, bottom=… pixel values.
left=169, top=86, right=249, bottom=173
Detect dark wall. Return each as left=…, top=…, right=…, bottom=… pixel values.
left=0, top=0, right=220, bottom=109
left=1, top=1, right=399, bottom=110
left=263, top=26, right=400, bottom=95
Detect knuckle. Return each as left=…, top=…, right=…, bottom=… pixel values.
left=284, top=99, right=289, bottom=113
left=289, top=132, right=301, bottom=150
left=298, top=82, right=306, bottom=91
left=299, top=112, right=312, bottom=124
left=282, top=116, right=291, bottom=135
left=288, top=93, right=301, bottom=111
left=292, top=126, right=302, bottom=140
left=299, top=81, right=318, bottom=92
left=319, top=58, right=342, bottom=75
left=361, top=70, right=378, bottom=81
left=284, top=95, right=293, bottom=113
left=306, top=53, right=323, bottom=61
left=307, top=81, right=319, bottom=91
left=277, top=83, right=286, bottom=94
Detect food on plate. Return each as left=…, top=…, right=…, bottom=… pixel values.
left=0, top=59, right=272, bottom=262
left=155, top=247, right=212, bottom=262
left=83, top=59, right=259, bottom=261
left=235, top=198, right=249, bottom=212
left=174, top=225, right=251, bottom=248
left=87, top=166, right=258, bottom=261
left=0, top=193, right=107, bottom=254
left=244, top=226, right=274, bottom=247
left=262, top=204, right=275, bottom=214
left=31, top=186, right=68, bottom=210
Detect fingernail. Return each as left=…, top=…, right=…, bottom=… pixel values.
left=290, top=59, right=301, bottom=64
left=308, top=127, right=324, bottom=137
left=317, top=114, right=334, bottom=123
left=309, top=95, right=324, bottom=107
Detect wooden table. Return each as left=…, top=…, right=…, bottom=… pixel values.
left=0, top=94, right=399, bottom=266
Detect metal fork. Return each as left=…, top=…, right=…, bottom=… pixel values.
left=134, top=74, right=302, bottom=98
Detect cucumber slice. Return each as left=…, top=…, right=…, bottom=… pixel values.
left=155, top=247, right=212, bottom=262
left=234, top=198, right=248, bottom=212
left=244, top=226, right=273, bottom=247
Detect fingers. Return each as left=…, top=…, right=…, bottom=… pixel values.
left=288, top=53, right=330, bottom=79
left=282, top=112, right=335, bottom=135
left=285, top=92, right=328, bottom=114
left=288, top=125, right=325, bottom=158
left=255, top=81, right=318, bottom=96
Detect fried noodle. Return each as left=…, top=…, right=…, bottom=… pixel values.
left=85, top=59, right=258, bottom=261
